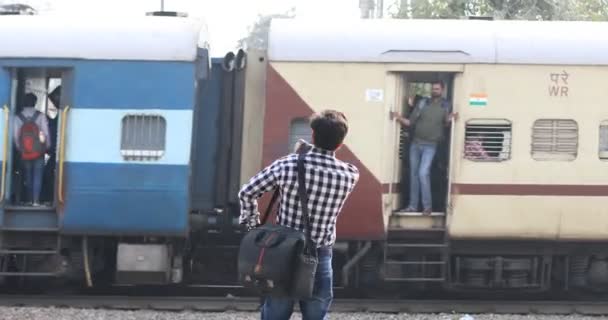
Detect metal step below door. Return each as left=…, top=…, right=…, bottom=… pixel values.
left=383, top=233, right=449, bottom=282
left=0, top=206, right=62, bottom=277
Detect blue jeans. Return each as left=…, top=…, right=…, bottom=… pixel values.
left=23, top=158, right=44, bottom=203
left=408, top=142, right=437, bottom=211
left=261, top=247, right=333, bottom=320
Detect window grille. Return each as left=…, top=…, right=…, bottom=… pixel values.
left=531, top=119, right=578, bottom=161
left=464, top=119, right=512, bottom=161
left=120, top=114, right=166, bottom=161
left=288, top=118, right=312, bottom=153
left=600, top=121, right=608, bottom=160
left=398, top=127, right=408, bottom=159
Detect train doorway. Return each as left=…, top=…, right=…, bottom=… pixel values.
left=395, top=72, right=456, bottom=215
left=5, top=67, right=69, bottom=209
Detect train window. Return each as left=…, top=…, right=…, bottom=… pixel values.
left=531, top=119, right=578, bottom=161
left=600, top=121, right=608, bottom=160
left=120, top=114, right=166, bottom=161
left=464, top=119, right=512, bottom=161
left=288, top=118, right=312, bottom=152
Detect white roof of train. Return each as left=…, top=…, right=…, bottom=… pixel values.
left=0, top=14, right=209, bottom=61
left=268, top=18, right=608, bottom=65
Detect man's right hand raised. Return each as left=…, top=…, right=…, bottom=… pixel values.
left=390, top=111, right=411, bottom=127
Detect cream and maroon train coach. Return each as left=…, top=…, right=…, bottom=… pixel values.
left=259, top=18, right=608, bottom=292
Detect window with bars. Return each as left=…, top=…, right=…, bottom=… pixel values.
left=120, top=114, right=166, bottom=161
left=464, top=119, right=512, bottom=161
left=531, top=119, right=578, bottom=161
left=288, top=118, right=312, bottom=153
left=600, top=121, right=608, bottom=160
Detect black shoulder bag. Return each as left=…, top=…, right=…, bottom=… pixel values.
left=237, top=151, right=318, bottom=299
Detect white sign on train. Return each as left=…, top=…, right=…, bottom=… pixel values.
left=365, top=89, right=384, bottom=102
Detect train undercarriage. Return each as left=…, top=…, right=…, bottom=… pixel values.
left=2, top=210, right=608, bottom=300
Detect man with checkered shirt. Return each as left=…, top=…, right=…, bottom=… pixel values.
left=238, top=110, right=359, bottom=320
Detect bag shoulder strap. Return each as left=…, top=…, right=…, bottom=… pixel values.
left=31, top=110, right=40, bottom=122
left=419, top=97, right=428, bottom=111
left=297, top=152, right=316, bottom=256
left=17, top=113, right=27, bottom=124
left=259, top=188, right=280, bottom=225
left=411, top=98, right=427, bottom=122
left=17, top=111, right=40, bottom=124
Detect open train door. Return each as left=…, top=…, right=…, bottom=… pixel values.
left=382, top=66, right=462, bottom=285
left=387, top=70, right=459, bottom=231
left=0, top=67, right=73, bottom=279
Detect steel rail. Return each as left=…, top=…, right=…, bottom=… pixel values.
left=1, top=295, right=608, bottom=315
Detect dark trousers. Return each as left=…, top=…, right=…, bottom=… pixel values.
left=23, top=158, right=44, bottom=204
left=261, top=247, right=333, bottom=320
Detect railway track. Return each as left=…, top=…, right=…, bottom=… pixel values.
left=2, top=294, right=608, bottom=315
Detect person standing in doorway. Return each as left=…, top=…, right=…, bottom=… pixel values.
left=238, top=110, right=359, bottom=320
left=390, top=81, right=457, bottom=215
left=41, top=85, right=61, bottom=202
left=13, top=93, right=50, bottom=206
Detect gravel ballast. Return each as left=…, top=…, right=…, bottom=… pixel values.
left=0, top=307, right=605, bottom=320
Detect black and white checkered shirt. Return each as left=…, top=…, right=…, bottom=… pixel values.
left=238, top=142, right=359, bottom=247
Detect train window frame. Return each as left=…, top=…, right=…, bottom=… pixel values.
left=288, top=117, right=312, bottom=153
left=463, top=119, right=512, bottom=162
left=120, top=113, right=167, bottom=161
left=531, top=119, right=578, bottom=161
left=600, top=120, right=608, bottom=160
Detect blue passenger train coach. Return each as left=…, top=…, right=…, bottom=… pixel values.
left=0, top=13, right=252, bottom=286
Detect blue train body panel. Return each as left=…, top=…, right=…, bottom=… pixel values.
left=61, top=163, right=189, bottom=235
left=0, top=68, right=9, bottom=105
left=59, top=59, right=196, bottom=235
left=73, top=61, right=195, bottom=110
left=0, top=15, right=214, bottom=243
left=0, top=57, right=200, bottom=236
left=0, top=59, right=195, bottom=110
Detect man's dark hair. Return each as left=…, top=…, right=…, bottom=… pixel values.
left=431, top=81, right=444, bottom=88
left=23, top=93, right=37, bottom=107
left=309, top=110, right=348, bottom=151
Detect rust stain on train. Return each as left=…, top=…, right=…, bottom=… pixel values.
left=262, top=65, right=385, bottom=240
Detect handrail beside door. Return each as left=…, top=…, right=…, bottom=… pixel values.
left=58, top=105, right=70, bottom=204
left=0, top=105, right=9, bottom=204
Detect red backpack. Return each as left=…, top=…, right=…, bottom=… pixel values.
left=18, top=111, right=44, bottom=160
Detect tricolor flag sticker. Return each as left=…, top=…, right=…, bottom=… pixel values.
left=469, top=94, right=487, bottom=107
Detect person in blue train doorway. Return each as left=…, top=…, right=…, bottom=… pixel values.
left=390, top=81, right=457, bottom=215
left=42, top=85, right=61, bottom=203
left=238, top=110, right=360, bottom=320
left=13, top=92, right=50, bottom=206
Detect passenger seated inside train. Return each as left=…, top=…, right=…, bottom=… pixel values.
left=13, top=93, right=50, bottom=207
left=391, top=79, right=457, bottom=215
left=465, top=131, right=490, bottom=160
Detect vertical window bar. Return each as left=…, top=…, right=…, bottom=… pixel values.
left=464, top=119, right=512, bottom=162
left=148, top=114, right=153, bottom=158
left=121, top=114, right=166, bottom=161
left=600, top=121, right=608, bottom=160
